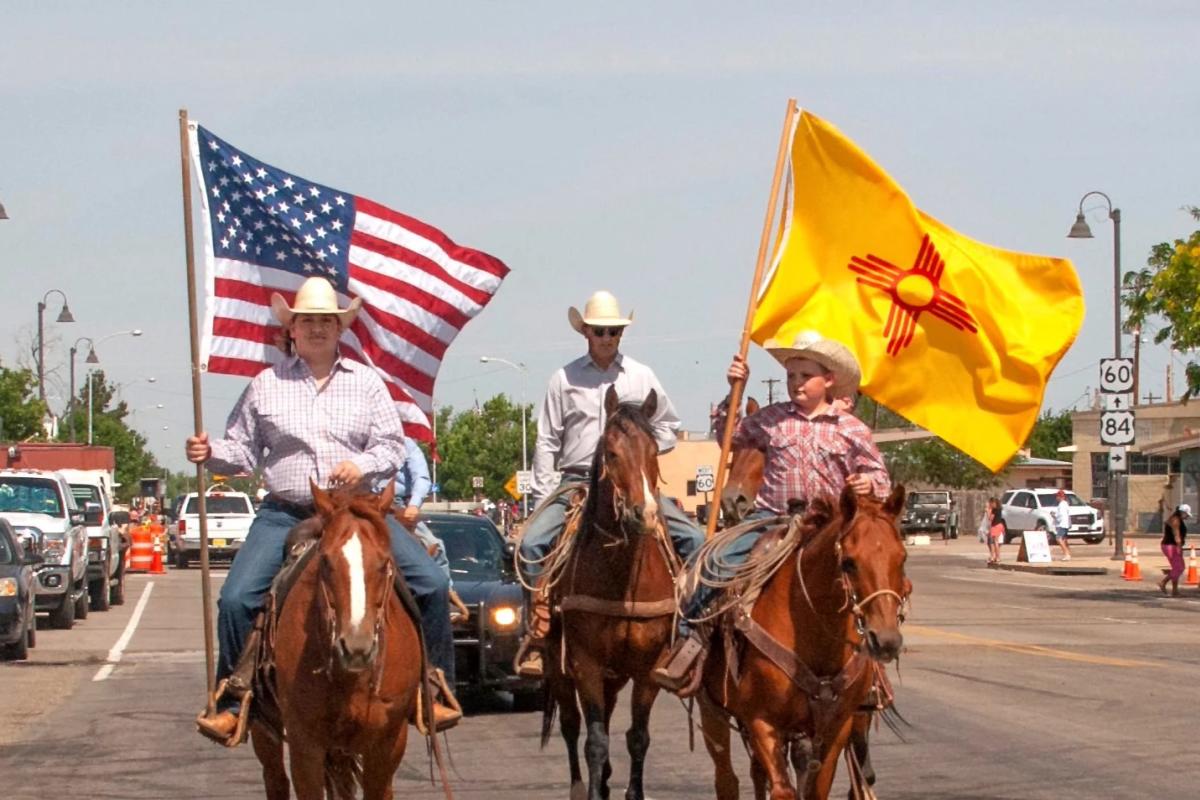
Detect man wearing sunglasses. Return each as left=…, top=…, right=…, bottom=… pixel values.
left=513, top=290, right=704, bottom=677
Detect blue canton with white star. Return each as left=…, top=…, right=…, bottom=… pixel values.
left=197, top=125, right=355, bottom=291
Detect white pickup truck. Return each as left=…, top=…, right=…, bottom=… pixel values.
left=172, top=486, right=255, bottom=568
left=59, top=468, right=127, bottom=611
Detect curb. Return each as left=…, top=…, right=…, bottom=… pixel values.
left=989, top=562, right=1109, bottom=576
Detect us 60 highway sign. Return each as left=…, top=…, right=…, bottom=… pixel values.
left=1099, top=358, right=1134, bottom=393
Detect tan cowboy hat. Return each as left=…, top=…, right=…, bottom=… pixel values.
left=270, top=277, right=362, bottom=328
left=568, top=290, right=634, bottom=334
left=763, top=330, right=861, bottom=399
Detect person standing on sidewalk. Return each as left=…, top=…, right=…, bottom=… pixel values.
left=1053, top=489, right=1072, bottom=561
left=985, top=498, right=1004, bottom=565
left=1158, top=503, right=1190, bottom=596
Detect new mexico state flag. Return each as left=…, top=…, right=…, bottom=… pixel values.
left=751, top=111, right=1085, bottom=471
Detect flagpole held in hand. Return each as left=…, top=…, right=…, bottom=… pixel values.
left=706, top=97, right=798, bottom=539
left=179, top=108, right=217, bottom=715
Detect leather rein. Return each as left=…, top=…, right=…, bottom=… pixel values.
left=315, top=530, right=396, bottom=693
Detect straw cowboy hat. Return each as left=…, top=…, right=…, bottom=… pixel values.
left=764, top=330, right=861, bottom=399
left=568, top=290, right=634, bottom=334
left=270, top=277, right=362, bottom=328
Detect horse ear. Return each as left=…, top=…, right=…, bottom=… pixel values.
left=604, top=384, right=619, bottom=415
left=377, top=478, right=396, bottom=513
left=840, top=483, right=858, bottom=522
left=311, top=479, right=334, bottom=517
left=746, top=396, right=760, bottom=415
left=642, top=388, right=658, bottom=419
left=883, top=484, right=906, bottom=517
left=805, top=497, right=834, bottom=527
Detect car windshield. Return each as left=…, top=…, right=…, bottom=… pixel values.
left=185, top=495, right=253, bottom=514
left=424, top=517, right=504, bottom=581
left=0, top=478, right=63, bottom=516
left=908, top=493, right=948, bottom=505
left=1037, top=493, right=1086, bottom=508
left=69, top=484, right=103, bottom=507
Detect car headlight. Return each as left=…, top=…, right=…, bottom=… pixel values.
left=41, top=534, right=66, bottom=564
left=0, top=577, right=16, bottom=597
left=490, top=606, right=519, bottom=629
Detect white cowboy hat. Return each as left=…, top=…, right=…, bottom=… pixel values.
left=763, top=330, right=862, bottom=400
left=270, top=277, right=362, bottom=328
left=568, top=290, right=634, bottom=334
left=1178, top=504, right=1192, bottom=519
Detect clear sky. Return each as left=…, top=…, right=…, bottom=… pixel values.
left=2, top=2, right=1197, bottom=471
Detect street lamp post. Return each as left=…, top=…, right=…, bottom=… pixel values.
left=1068, top=191, right=1124, bottom=558
left=68, top=330, right=144, bottom=444
left=480, top=356, right=529, bottom=515
left=36, top=289, right=74, bottom=405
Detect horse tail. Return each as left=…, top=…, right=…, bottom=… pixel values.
left=324, top=751, right=363, bottom=799
left=539, top=684, right=558, bottom=750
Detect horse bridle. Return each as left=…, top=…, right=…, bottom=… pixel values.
left=315, top=525, right=395, bottom=690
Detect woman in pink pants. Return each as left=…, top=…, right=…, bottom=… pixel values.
left=1158, top=504, right=1191, bottom=596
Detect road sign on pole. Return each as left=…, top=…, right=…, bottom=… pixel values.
left=1108, top=446, right=1127, bottom=472
left=695, top=464, right=715, bottom=493
left=516, top=470, right=533, bottom=495
left=1099, top=358, right=1135, bottom=393
left=1102, top=393, right=1132, bottom=411
left=471, top=476, right=484, bottom=489
left=1099, top=410, right=1135, bottom=446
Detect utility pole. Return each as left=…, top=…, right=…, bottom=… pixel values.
left=1132, top=327, right=1141, bottom=406
left=1167, top=348, right=1174, bottom=402
left=762, top=378, right=780, bottom=405
left=1143, top=391, right=1161, bottom=405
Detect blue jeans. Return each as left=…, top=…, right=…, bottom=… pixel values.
left=520, top=477, right=705, bottom=579
left=216, top=502, right=452, bottom=712
left=679, top=509, right=778, bottom=635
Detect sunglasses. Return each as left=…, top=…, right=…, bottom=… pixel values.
left=589, top=326, right=624, bottom=338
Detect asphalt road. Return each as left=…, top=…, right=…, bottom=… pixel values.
left=2, top=541, right=1197, bottom=799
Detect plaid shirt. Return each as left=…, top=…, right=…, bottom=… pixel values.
left=721, top=400, right=890, bottom=514
left=207, top=355, right=407, bottom=503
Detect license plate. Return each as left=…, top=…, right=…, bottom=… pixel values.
left=212, top=539, right=227, bottom=548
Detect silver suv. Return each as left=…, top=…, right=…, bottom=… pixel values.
left=999, top=488, right=1104, bottom=545
left=0, top=470, right=93, bottom=628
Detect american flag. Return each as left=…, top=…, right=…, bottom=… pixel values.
left=187, top=123, right=509, bottom=443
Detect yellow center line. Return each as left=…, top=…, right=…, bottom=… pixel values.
left=904, top=624, right=1163, bottom=669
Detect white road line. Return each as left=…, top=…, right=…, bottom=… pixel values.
left=92, top=581, right=155, bottom=682
left=945, top=573, right=1093, bottom=592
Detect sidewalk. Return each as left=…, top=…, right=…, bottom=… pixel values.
left=907, top=531, right=1200, bottom=593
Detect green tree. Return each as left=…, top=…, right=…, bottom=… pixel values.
left=1024, top=408, right=1073, bottom=460
left=1123, top=206, right=1200, bottom=399
left=435, top=394, right=534, bottom=500
left=0, top=366, right=47, bottom=440
left=882, top=438, right=1008, bottom=490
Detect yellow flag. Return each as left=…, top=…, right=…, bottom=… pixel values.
left=752, top=111, right=1084, bottom=471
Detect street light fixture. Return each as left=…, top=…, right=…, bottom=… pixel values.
left=36, top=289, right=75, bottom=405
left=68, top=330, right=144, bottom=444
left=1067, top=190, right=1123, bottom=558
left=480, top=356, right=530, bottom=515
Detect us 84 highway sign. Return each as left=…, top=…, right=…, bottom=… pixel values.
left=1099, top=410, right=1135, bottom=446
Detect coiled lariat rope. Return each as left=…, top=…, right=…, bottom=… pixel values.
left=513, top=484, right=589, bottom=594
left=675, top=514, right=795, bottom=626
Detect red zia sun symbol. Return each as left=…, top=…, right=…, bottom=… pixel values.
left=847, top=234, right=978, bottom=356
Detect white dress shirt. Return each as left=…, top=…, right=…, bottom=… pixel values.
left=531, top=352, right=680, bottom=502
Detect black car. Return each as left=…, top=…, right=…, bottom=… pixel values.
left=0, top=518, right=41, bottom=660
left=422, top=512, right=541, bottom=707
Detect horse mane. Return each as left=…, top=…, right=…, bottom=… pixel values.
left=317, top=486, right=391, bottom=548
left=584, top=401, right=656, bottom=523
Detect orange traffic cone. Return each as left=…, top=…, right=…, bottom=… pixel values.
left=1125, top=545, right=1143, bottom=581
left=1121, top=543, right=1133, bottom=580
left=1185, top=546, right=1198, bottom=586
left=149, top=541, right=166, bottom=575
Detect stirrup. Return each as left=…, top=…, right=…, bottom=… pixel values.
left=415, top=668, right=462, bottom=735
left=513, top=636, right=545, bottom=678
left=196, top=679, right=253, bottom=748
left=652, top=635, right=705, bottom=697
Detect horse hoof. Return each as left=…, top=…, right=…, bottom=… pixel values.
left=569, top=781, right=587, bottom=800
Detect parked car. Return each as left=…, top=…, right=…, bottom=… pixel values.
left=422, top=511, right=541, bottom=708
left=60, top=469, right=127, bottom=610
left=1000, top=488, right=1104, bottom=545
left=900, top=491, right=958, bottom=539
left=172, top=485, right=256, bottom=568
left=0, top=470, right=90, bottom=629
left=0, top=518, right=40, bottom=660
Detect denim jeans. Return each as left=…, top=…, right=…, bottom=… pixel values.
left=679, top=508, right=778, bottom=635
left=520, top=477, right=705, bottom=579
left=215, top=502, right=452, bottom=712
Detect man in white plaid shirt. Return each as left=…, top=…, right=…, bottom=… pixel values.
left=188, top=277, right=460, bottom=744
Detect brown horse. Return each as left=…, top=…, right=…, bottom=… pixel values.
left=544, top=386, right=676, bottom=800
left=250, top=482, right=424, bottom=800
left=720, top=396, right=763, bottom=525
left=698, top=485, right=910, bottom=800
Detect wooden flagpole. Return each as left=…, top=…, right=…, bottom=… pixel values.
left=178, top=108, right=216, bottom=713
left=705, top=98, right=797, bottom=539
